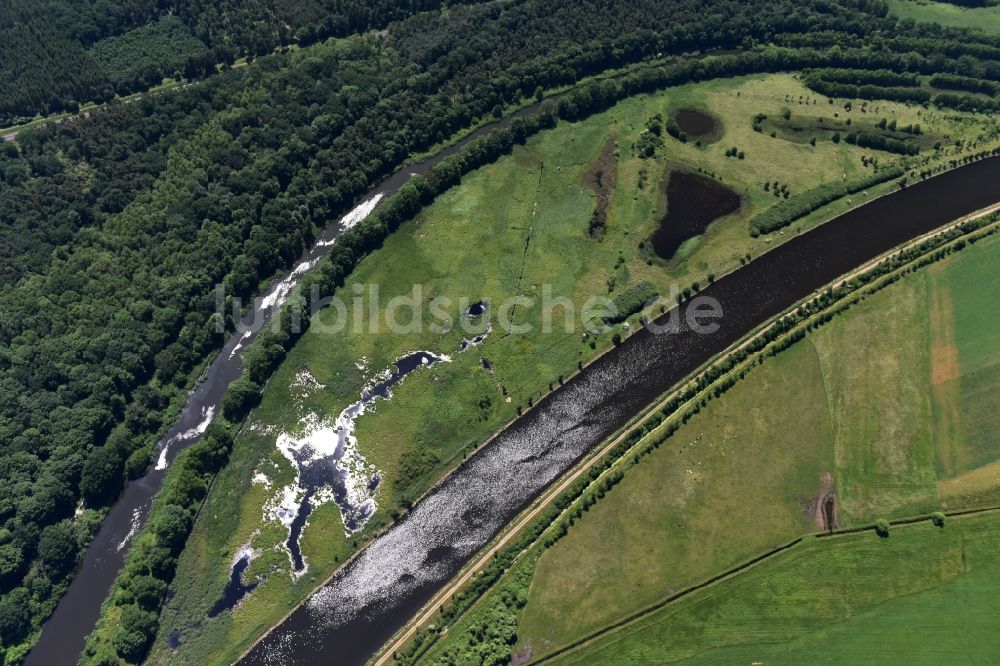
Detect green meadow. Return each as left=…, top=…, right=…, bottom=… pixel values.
left=555, top=511, right=1000, bottom=666
left=153, top=73, right=999, bottom=664
left=889, top=0, right=1000, bottom=36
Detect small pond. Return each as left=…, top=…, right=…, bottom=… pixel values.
left=650, top=171, right=740, bottom=260
left=674, top=108, right=719, bottom=140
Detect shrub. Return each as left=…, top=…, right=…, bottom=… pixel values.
left=604, top=281, right=658, bottom=324
left=0, top=588, right=31, bottom=646
left=80, top=446, right=125, bottom=505
left=222, top=378, right=262, bottom=421
left=749, top=165, right=905, bottom=236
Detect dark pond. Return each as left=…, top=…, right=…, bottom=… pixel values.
left=467, top=300, right=487, bottom=317
left=675, top=108, right=718, bottom=138
left=209, top=554, right=259, bottom=618
left=651, top=171, right=741, bottom=259
left=241, top=155, right=1000, bottom=666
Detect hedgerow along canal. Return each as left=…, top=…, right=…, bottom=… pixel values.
left=241, top=155, right=1000, bottom=666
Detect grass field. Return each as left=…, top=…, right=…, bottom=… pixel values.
left=153, top=74, right=1000, bottom=664
left=555, top=511, right=1000, bottom=666
left=889, top=0, right=1000, bottom=35
left=513, top=232, right=1000, bottom=656
left=415, top=227, right=1000, bottom=664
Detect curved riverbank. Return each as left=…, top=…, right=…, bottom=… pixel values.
left=23, top=90, right=558, bottom=666
left=239, top=156, right=1000, bottom=666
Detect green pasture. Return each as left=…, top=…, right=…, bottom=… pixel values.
left=555, top=511, right=1000, bottom=666
left=889, top=0, right=1000, bottom=35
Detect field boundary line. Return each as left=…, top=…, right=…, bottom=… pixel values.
left=528, top=504, right=1000, bottom=665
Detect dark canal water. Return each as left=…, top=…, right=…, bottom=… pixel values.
left=241, top=155, right=1000, bottom=666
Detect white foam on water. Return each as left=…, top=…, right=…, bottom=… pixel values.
left=260, top=351, right=448, bottom=569
left=117, top=507, right=143, bottom=552
left=258, top=256, right=321, bottom=311
left=155, top=405, right=216, bottom=470
left=316, top=194, right=384, bottom=247
left=257, top=193, right=382, bottom=315
left=229, top=329, right=253, bottom=359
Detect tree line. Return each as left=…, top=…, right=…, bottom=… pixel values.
left=749, top=165, right=907, bottom=236
left=0, top=0, right=488, bottom=126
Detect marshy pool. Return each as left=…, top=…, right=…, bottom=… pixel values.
left=674, top=108, right=719, bottom=140
left=650, top=171, right=741, bottom=260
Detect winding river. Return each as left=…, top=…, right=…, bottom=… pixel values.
left=241, top=155, right=1000, bottom=665
left=24, top=97, right=553, bottom=666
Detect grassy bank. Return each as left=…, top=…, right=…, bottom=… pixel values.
left=152, top=73, right=999, bottom=665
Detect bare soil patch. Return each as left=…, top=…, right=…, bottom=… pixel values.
left=582, top=137, right=616, bottom=239
left=805, top=472, right=839, bottom=531
left=511, top=646, right=533, bottom=666
left=929, top=275, right=963, bottom=476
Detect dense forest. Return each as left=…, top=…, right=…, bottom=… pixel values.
left=0, top=0, right=486, bottom=126
left=7, top=0, right=1000, bottom=662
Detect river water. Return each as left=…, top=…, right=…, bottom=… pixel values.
left=241, top=155, right=1000, bottom=665
left=24, top=96, right=549, bottom=666
left=25, top=50, right=740, bottom=664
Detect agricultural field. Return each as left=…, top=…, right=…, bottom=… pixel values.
left=150, top=72, right=1000, bottom=664
left=416, top=220, right=1000, bottom=665
left=889, top=0, right=1000, bottom=35
left=556, top=510, right=1000, bottom=666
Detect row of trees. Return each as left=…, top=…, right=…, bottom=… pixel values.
left=929, top=72, right=1000, bottom=96
left=749, top=165, right=906, bottom=236
left=810, top=67, right=920, bottom=87
left=802, top=71, right=932, bottom=103
left=844, top=131, right=920, bottom=155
